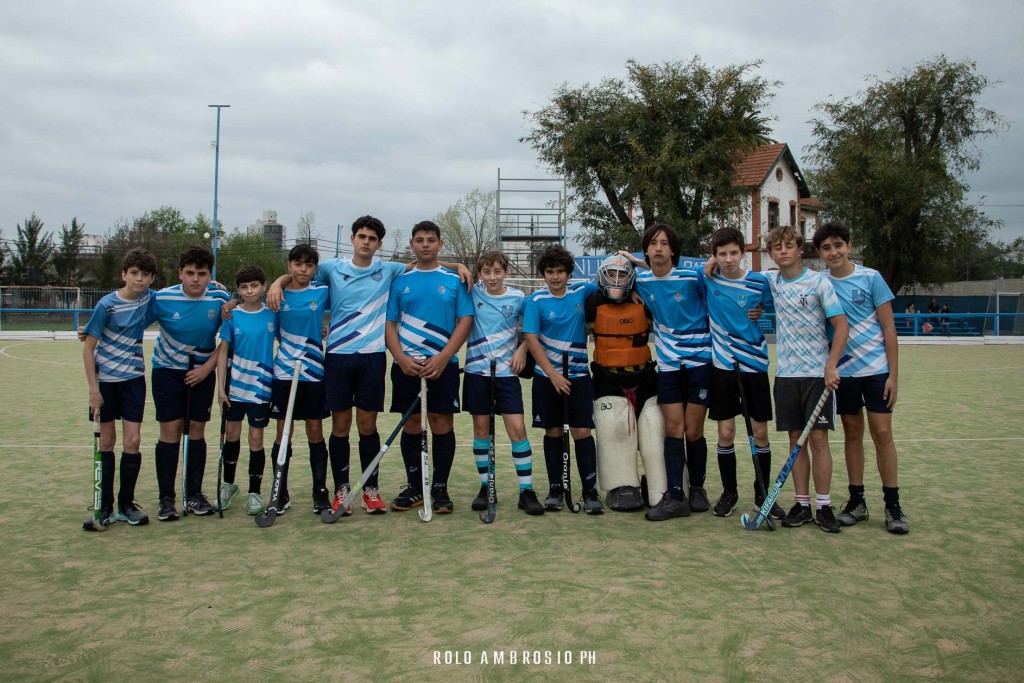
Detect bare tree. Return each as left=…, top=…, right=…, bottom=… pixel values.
left=295, top=211, right=319, bottom=245
left=436, top=189, right=497, bottom=271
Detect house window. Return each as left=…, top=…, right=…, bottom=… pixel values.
left=800, top=219, right=807, bottom=240
left=775, top=168, right=783, bottom=182
left=790, top=204, right=797, bottom=228
left=768, top=201, right=779, bottom=231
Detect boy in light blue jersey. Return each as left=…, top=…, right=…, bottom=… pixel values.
left=464, top=251, right=544, bottom=516
left=814, top=222, right=908, bottom=534
left=523, top=245, right=604, bottom=515
left=386, top=220, right=474, bottom=514
left=82, top=247, right=157, bottom=527
left=216, top=266, right=277, bottom=515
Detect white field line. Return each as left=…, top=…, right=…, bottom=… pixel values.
left=0, top=342, right=80, bottom=366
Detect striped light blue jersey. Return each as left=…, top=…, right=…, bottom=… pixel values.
left=522, top=281, right=598, bottom=379
left=84, top=289, right=154, bottom=382
left=274, top=282, right=330, bottom=382
left=465, top=284, right=526, bottom=378
left=766, top=269, right=844, bottom=378
left=386, top=266, right=474, bottom=363
left=219, top=306, right=277, bottom=404
left=150, top=285, right=231, bottom=370
left=634, top=267, right=711, bottom=371
left=317, top=258, right=406, bottom=355
left=826, top=264, right=894, bottom=377
left=703, top=270, right=774, bottom=373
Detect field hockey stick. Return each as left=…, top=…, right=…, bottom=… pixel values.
left=321, top=393, right=422, bottom=524
left=216, top=348, right=233, bottom=518
left=480, top=360, right=497, bottom=524
left=561, top=351, right=581, bottom=513
left=740, top=386, right=832, bottom=531
left=733, top=361, right=775, bottom=531
left=83, top=411, right=108, bottom=532
left=181, top=352, right=195, bottom=517
left=419, top=368, right=433, bottom=522
left=255, top=359, right=301, bottom=528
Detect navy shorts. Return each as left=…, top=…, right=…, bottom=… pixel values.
left=709, top=367, right=773, bottom=422
left=390, top=362, right=462, bottom=415
left=225, top=400, right=271, bottom=428
left=462, top=373, right=525, bottom=416
left=152, top=367, right=215, bottom=424
left=773, top=377, right=835, bottom=432
left=531, top=373, right=595, bottom=429
left=325, top=352, right=386, bottom=412
left=657, top=363, right=712, bottom=407
left=836, top=373, right=893, bottom=415
left=270, top=379, right=329, bottom=421
left=95, top=376, right=147, bottom=423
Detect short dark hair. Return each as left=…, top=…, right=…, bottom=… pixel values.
left=122, top=247, right=156, bottom=275
left=537, top=245, right=574, bottom=276
left=288, top=243, right=319, bottom=265
left=235, top=265, right=266, bottom=287
left=812, top=221, right=851, bottom=249
left=710, top=227, right=745, bottom=255
left=179, top=245, right=215, bottom=271
left=352, top=215, right=386, bottom=240
left=411, top=220, right=441, bottom=240
left=641, top=223, right=680, bottom=266
left=476, top=251, right=509, bottom=273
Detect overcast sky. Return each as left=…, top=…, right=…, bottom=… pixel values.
left=2, top=0, right=1021, bottom=257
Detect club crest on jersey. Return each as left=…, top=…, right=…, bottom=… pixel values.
left=501, top=304, right=516, bottom=319
left=673, top=291, right=683, bottom=302
left=371, top=269, right=383, bottom=281
left=799, top=294, right=808, bottom=307
left=173, top=312, right=181, bottom=319
left=575, top=303, right=582, bottom=312
left=852, top=289, right=866, bottom=304
left=403, top=287, right=411, bottom=294
left=282, top=303, right=291, bottom=311
left=737, top=293, right=748, bottom=307
left=207, top=309, right=216, bottom=320
left=548, top=311, right=556, bottom=318
left=309, top=301, right=318, bottom=310
left=267, top=323, right=275, bottom=332
left=438, top=285, right=447, bottom=295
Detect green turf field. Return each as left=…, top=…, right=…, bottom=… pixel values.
left=0, top=341, right=1021, bottom=681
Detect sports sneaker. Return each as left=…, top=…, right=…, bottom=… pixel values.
left=815, top=505, right=842, bottom=533
left=186, top=492, right=215, bottom=516
left=245, top=492, right=266, bottom=516
left=273, top=495, right=292, bottom=515
left=754, top=493, right=787, bottom=520
left=645, top=493, right=691, bottom=521
left=543, top=486, right=564, bottom=512
left=688, top=486, right=710, bottom=513
left=331, top=484, right=353, bottom=517
left=432, top=485, right=453, bottom=514
left=471, top=485, right=490, bottom=511
left=517, top=488, right=545, bottom=516
left=312, top=487, right=331, bottom=514
left=157, top=496, right=179, bottom=522
left=782, top=503, right=813, bottom=527
left=837, top=498, right=869, bottom=526
left=218, top=482, right=240, bottom=511
left=885, top=505, right=910, bottom=534
left=712, top=490, right=739, bottom=517
left=116, top=501, right=150, bottom=526
left=390, top=485, right=424, bottom=511
left=361, top=486, right=387, bottom=514
left=582, top=488, right=604, bottom=515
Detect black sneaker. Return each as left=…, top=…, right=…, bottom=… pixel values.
left=582, top=488, right=604, bottom=515
left=157, top=496, right=179, bottom=522
left=312, top=487, right=331, bottom=515
left=390, top=485, right=424, bottom=511
left=815, top=505, right=842, bottom=533
left=544, top=486, right=564, bottom=512
left=471, top=485, right=490, bottom=511
left=885, top=504, right=910, bottom=534
left=517, top=488, right=545, bottom=516
left=754, top=492, right=787, bottom=520
left=837, top=498, right=868, bottom=526
left=605, top=485, right=644, bottom=511
left=645, top=493, right=691, bottom=521
left=689, top=486, right=710, bottom=513
left=782, top=503, right=813, bottom=527
left=186, top=492, right=215, bottom=516
left=432, top=485, right=453, bottom=514
left=712, top=490, right=739, bottom=517
left=116, top=501, right=150, bottom=526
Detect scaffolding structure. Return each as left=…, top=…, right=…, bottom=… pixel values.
left=496, top=169, right=567, bottom=278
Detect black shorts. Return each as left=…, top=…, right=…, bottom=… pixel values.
left=95, top=376, right=147, bottom=423
left=152, top=367, right=215, bottom=424
left=325, top=352, right=386, bottom=412
left=269, top=379, right=329, bottom=421
left=390, top=362, right=462, bottom=415
left=836, top=373, right=893, bottom=415
left=531, top=373, right=595, bottom=429
left=225, top=401, right=271, bottom=428
left=773, top=377, right=835, bottom=432
left=656, top=363, right=712, bottom=406
left=462, top=373, right=524, bottom=416
left=591, top=362, right=658, bottom=418
left=709, top=367, right=773, bottom=423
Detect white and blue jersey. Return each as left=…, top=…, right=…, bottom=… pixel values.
left=317, top=258, right=406, bottom=355
left=465, top=285, right=525, bottom=378
left=766, top=269, right=844, bottom=378
left=150, top=284, right=231, bottom=370
left=522, top=281, right=598, bottom=379
left=827, top=264, right=894, bottom=378
left=703, top=270, right=774, bottom=373
left=634, top=267, right=711, bottom=371
left=219, top=306, right=277, bottom=404
left=387, top=266, right=474, bottom=363
left=84, top=289, right=154, bottom=382
left=274, top=282, right=331, bottom=382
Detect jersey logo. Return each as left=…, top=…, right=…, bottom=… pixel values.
left=674, top=291, right=683, bottom=302
left=234, top=327, right=240, bottom=334
left=173, top=312, right=181, bottom=319
left=575, top=303, right=581, bottom=312
left=371, top=269, right=383, bottom=281
left=548, top=311, right=556, bottom=318
left=267, top=323, right=275, bottom=332
left=403, top=287, right=410, bottom=294
left=501, top=305, right=516, bottom=320
left=699, top=389, right=708, bottom=401
left=282, top=303, right=291, bottom=311
left=309, top=301, right=318, bottom=310
left=799, top=294, right=808, bottom=307
left=648, top=294, right=656, bottom=301
left=208, top=309, right=216, bottom=320
left=438, top=285, right=447, bottom=295
left=737, top=293, right=747, bottom=307
left=852, top=289, right=866, bottom=304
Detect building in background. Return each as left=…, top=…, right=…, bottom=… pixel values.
left=248, top=210, right=285, bottom=250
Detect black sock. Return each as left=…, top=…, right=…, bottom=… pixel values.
left=849, top=483, right=866, bottom=504
left=309, top=440, right=328, bottom=491
left=223, top=440, right=241, bottom=483
left=400, top=432, right=421, bottom=489
left=154, top=440, right=179, bottom=499
left=100, top=450, right=115, bottom=512
left=686, top=437, right=707, bottom=487
left=118, top=451, right=142, bottom=508
left=249, top=448, right=266, bottom=493
left=756, top=444, right=772, bottom=496
left=328, top=434, right=350, bottom=490
left=574, top=436, right=598, bottom=492
left=717, top=443, right=737, bottom=492
left=431, top=431, right=456, bottom=488
left=664, top=437, right=687, bottom=499
left=882, top=486, right=900, bottom=509
left=543, top=436, right=562, bottom=489
left=186, top=438, right=207, bottom=497
left=358, top=432, right=381, bottom=488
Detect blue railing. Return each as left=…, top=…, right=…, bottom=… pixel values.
left=755, top=312, right=1024, bottom=337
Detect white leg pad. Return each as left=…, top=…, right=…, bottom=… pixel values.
left=594, top=395, right=640, bottom=491
left=638, top=397, right=669, bottom=503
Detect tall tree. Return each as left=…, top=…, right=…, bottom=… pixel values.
left=53, top=217, right=86, bottom=286
left=10, top=213, right=55, bottom=285
left=214, top=230, right=288, bottom=286
left=295, top=211, right=319, bottom=245
left=808, top=55, right=1008, bottom=292
left=522, top=57, right=777, bottom=254
left=436, top=189, right=497, bottom=271
left=103, top=207, right=213, bottom=287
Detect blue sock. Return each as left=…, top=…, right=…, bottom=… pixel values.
left=473, top=437, right=489, bottom=486
left=512, top=439, right=533, bottom=490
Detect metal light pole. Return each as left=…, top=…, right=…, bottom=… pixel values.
left=209, top=104, right=230, bottom=280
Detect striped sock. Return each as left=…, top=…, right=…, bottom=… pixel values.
left=815, top=493, right=831, bottom=510
left=511, top=439, right=533, bottom=490
left=473, top=438, right=489, bottom=486
left=795, top=494, right=811, bottom=509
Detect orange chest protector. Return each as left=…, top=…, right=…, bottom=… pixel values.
left=592, top=302, right=651, bottom=368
